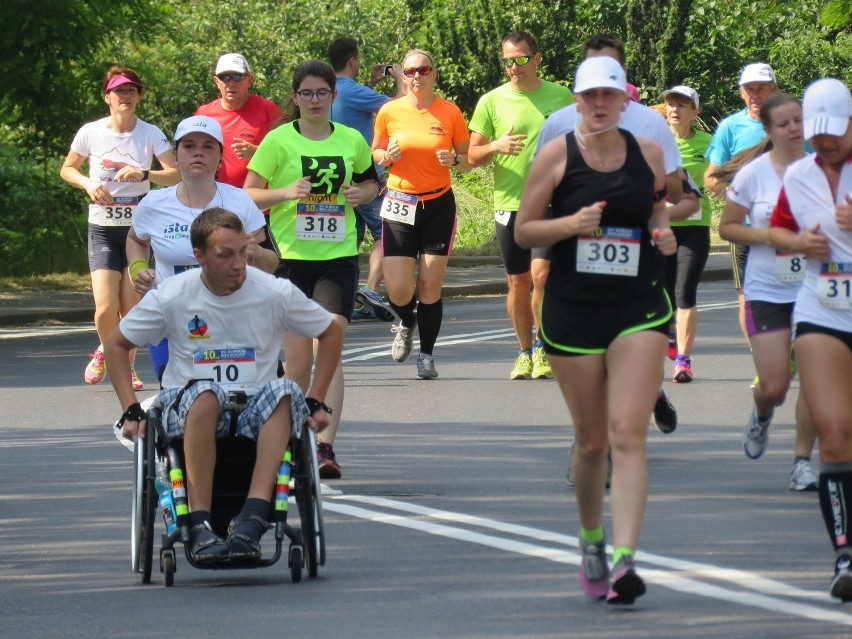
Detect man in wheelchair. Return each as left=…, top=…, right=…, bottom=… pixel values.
left=105, top=207, right=343, bottom=563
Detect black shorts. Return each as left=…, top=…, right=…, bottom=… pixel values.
left=744, top=300, right=793, bottom=337
left=795, top=321, right=852, bottom=351
left=730, top=242, right=750, bottom=291
left=540, top=290, right=672, bottom=356
left=88, top=223, right=130, bottom=272
left=664, top=225, right=710, bottom=308
left=381, top=189, right=456, bottom=257
left=274, top=256, right=359, bottom=320
left=495, top=213, right=530, bottom=275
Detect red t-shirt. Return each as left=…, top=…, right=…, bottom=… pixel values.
left=196, top=94, right=282, bottom=187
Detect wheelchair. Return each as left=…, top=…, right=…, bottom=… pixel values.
left=129, top=395, right=325, bottom=587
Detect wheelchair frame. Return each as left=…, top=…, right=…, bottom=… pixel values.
left=130, top=401, right=326, bottom=587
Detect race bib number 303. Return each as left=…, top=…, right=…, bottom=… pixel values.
left=296, top=194, right=346, bottom=242
left=193, top=348, right=257, bottom=391
left=91, top=196, right=141, bottom=227
left=380, top=189, right=418, bottom=225
left=816, top=262, right=852, bottom=309
left=576, top=226, right=641, bottom=276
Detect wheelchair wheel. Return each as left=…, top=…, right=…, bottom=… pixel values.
left=161, top=549, right=175, bottom=588
left=131, top=425, right=156, bottom=583
left=296, top=428, right=325, bottom=578
left=288, top=544, right=303, bottom=583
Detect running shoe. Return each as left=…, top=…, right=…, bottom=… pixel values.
left=510, top=351, right=533, bottom=380
left=744, top=407, right=772, bottom=459
left=84, top=349, right=107, bottom=385
left=831, top=555, right=852, bottom=602
left=130, top=365, right=144, bottom=391
left=355, top=287, right=396, bottom=322
left=579, top=534, right=610, bottom=601
left=351, top=304, right=374, bottom=321
left=317, top=442, right=341, bottom=479
left=606, top=553, right=646, bottom=605
left=531, top=346, right=553, bottom=379
left=416, top=353, right=438, bottom=379
left=391, top=323, right=415, bottom=362
left=653, top=389, right=677, bottom=434
left=672, top=355, right=693, bottom=384
left=666, top=329, right=677, bottom=361
left=789, top=459, right=818, bottom=492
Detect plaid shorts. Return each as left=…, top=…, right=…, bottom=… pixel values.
left=158, top=379, right=307, bottom=440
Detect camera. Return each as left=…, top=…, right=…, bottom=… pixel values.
left=382, top=64, right=393, bottom=76
left=224, top=391, right=248, bottom=412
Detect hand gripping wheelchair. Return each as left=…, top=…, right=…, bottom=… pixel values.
left=128, top=394, right=325, bottom=587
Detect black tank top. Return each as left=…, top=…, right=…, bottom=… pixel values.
left=546, top=129, right=665, bottom=304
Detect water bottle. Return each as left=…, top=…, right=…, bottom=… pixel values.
left=155, top=459, right=177, bottom=534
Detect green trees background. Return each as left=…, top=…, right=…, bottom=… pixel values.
left=0, top=0, right=849, bottom=274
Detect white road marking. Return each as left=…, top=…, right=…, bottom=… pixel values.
left=325, top=494, right=852, bottom=627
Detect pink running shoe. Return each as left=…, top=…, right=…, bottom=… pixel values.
left=84, top=350, right=106, bottom=385
left=130, top=365, right=144, bottom=391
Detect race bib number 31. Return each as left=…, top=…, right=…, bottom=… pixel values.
left=193, top=348, right=257, bottom=391
left=296, top=194, right=346, bottom=242
left=380, top=189, right=418, bottom=225
left=816, top=262, right=852, bottom=309
left=576, top=226, right=641, bottom=276
left=92, top=196, right=140, bottom=227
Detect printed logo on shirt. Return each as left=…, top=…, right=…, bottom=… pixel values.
left=302, top=156, right=346, bottom=195
left=428, top=121, right=446, bottom=136
left=163, top=221, right=191, bottom=240
left=187, top=314, right=210, bottom=339
left=92, top=147, right=143, bottom=176
left=236, top=132, right=259, bottom=144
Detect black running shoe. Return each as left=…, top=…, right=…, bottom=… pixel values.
left=653, top=389, right=677, bottom=434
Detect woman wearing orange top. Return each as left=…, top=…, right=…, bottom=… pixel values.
left=372, top=49, right=471, bottom=379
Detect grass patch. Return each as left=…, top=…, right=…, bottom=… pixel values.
left=0, top=272, right=91, bottom=292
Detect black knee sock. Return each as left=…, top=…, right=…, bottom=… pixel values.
left=818, top=464, right=852, bottom=555
left=390, top=296, right=417, bottom=328
left=416, top=298, right=443, bottom=356
left=189, top=510, right=212, bottom=528
left=236, top=498, right=270, bottom=540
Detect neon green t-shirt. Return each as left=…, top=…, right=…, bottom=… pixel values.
left=248, top=121, right=373, bottom=260
left=672, top=130, right=713, bottom=228
left=469, top=80, right=573, bottom=211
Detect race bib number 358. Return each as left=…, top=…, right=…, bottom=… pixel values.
left=816, top=262, right=852, bottom=309
left=91, top=196, right=141, bottom=227
left=576, top=226, right=641, bottom=276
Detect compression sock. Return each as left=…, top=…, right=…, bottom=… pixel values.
left=390, top=296, right=417, bottom=328
left=581, top=526, right=605, bottom=544
left=416, top=298, right=443, bottom=355
left=818, top=464, right=852, bottom=555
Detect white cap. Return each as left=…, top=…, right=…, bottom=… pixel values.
left=802, top=78, right=852, bottom=140
left=739, top=63, right=776, bottom=86
left=574, top=56, right=627, bottom=94
left=661, top=85, right=699, bottom=108
left=174, top=115, right=224, bottom=145
left=215, top=53, right=250, bottom=75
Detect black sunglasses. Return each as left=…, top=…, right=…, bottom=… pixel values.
left=217, top=72, right=246, bottom=83
left=402, top=66, right=434, bottom=78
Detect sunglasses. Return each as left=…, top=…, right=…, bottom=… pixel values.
left=296, top=88, right=333, bottom=101
left=217, top=72, right=246, bottom=83
left=501, top=56, right=533, bottom=68
left=402, top=66, right=434, bottom=78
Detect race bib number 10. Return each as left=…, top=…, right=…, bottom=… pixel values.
left=296, top=194, right=346, bottom=242
left=576, top=226, right=641, bottom=276
left=816, top=262, right=852, bottom=309
left=193, top=348, right=257, bottom=391
left=92, top=196, right=141, bottom=227
left=380, top=189, right=418, bottom=225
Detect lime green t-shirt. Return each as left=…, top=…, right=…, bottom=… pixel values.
left=248, top=121, right=373, bottom=260
left=672, top=130, right=713, bottom=228
left=469, top=80, right=573, bottom=212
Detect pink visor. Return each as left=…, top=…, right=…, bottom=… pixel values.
left=105, top=74, right=143, bottom=92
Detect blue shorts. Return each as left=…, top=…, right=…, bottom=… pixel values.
left=355, top=194, right=383, bottom=244
left=158, top=379, right=307, bottom=440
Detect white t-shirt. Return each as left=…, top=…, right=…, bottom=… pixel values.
left=119, top=267, right=333, bottom=391
left=535, top=101, right=682, bottom=175
left=727, top=154, right=801, bottom=303
left=132, top=183, right=266, bottom=287
left=70, top=117, right=171, bottom=226
left=771, top=154, right=852, bottom=332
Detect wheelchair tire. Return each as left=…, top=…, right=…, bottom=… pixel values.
left=289, top=544, right=303, bottom=583
left=296, top=428, right=325, bottom=578
left=161, top=549, right=175, bottom=588
left=139, top=429, right=156, bottom=584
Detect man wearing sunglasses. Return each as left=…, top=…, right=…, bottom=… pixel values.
left=196, top=53, right=282, bottom=189
left=468, top=31, right=574, bottom=382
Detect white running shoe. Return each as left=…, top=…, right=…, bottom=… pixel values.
left=789, top=459, right=818, bottom=491
left=743, top=407, right=772, bottom=460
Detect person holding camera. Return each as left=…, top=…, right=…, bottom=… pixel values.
left=328, top=37, right=405, bottom=322
left=106, top=208, right=344, bottom=563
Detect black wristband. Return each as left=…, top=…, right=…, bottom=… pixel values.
left=140, top=169, right=149, bottom=181
left=122, top=402, right=147, bottom=423
left=452, top=153, right=461, bottom=166
left=305, top=397, right=333, bottom=416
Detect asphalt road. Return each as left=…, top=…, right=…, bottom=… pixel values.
left=2, top=283, right=851, bottom=638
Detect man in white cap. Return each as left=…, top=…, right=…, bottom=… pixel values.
left=703, top=62, right=779, bottom=197
left=196, top=53, right=282, bottom=188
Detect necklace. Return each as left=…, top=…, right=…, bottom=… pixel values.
left=179, top=181, right=222, bottom=216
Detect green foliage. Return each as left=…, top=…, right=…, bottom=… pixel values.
left=821, top=0, right=852, bottom=30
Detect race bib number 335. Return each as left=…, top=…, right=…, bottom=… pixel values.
left=380, top=189, right=418, bottom=225
left=576, top=226, right=641, bottom=276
